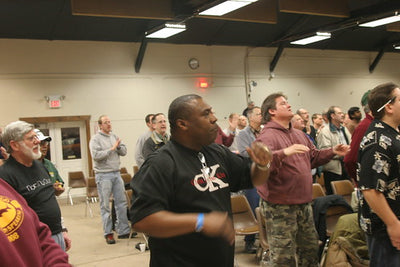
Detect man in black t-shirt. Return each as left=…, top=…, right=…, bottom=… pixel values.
left=130, top=94, right=272, bottom=267
left=358, top=82, right=400, bottom=266
left=0, top=121, right=71, bottom=251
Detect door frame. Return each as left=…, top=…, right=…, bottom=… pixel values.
left=19, top=115, right=92, bottom=173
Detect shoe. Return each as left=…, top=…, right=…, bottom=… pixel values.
left=105, top=234, right=116, bottom=244
left=118, top=232, right=137, bottom=239
left=245, top=242, right=257, bottom=254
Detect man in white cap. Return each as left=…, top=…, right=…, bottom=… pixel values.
left=35, top=129, right=65, bottom=196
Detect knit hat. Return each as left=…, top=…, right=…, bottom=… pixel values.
left=361, top=90, right=371, bottom=106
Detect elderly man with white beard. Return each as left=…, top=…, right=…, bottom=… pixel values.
left=0, top=121, right=71, bottom=251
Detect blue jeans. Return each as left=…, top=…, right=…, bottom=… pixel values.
left=367, top=229, right=400, bottom=267
left=96, top=171, right=130, bottom=236
left=244, top=188, right=259, bottom=243
left=52, top=232, right=66, bottom=251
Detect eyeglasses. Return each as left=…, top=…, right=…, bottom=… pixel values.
left=377, top=96, right=396, bottom=112
left=24, top=135, right=39, bottom=142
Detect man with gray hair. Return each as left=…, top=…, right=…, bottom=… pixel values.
left=236, top=106, right=263, bottom=253
left=317, top=106, right=352, bottom=194
left=0, top=121, right=71, bottom=251
left=135, top=113, right=154, bottom=168
left=242, top=100, right=255, bottom=117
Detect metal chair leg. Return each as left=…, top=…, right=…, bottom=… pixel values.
left=67, top=187, right=73, bottom=205
left=85, top=197, right=93, bottom=217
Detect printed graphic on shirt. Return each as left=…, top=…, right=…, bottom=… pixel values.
left=0, top=195, right=24, bottom=242
left=26, top=177, right=52, bottom=192
left=192, top=164, right=229, bottom=192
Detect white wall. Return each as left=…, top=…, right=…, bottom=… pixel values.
left=1, top=39, right=400, bottom=169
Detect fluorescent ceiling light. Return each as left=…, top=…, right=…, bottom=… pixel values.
left=146, top=23, right=186, bottom=39
left=359, top=14, right=400, bottom=27
left=199, top=0, right=258, bottom=16
left=290, top=32, right=331, bottom=45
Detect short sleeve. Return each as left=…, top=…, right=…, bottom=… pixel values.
left=130, top=153, right=175, bottom=224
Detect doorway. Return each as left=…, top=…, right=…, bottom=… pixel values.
left=20, top=116, right=92, bottom=199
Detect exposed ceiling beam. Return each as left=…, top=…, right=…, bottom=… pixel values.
left=71, top=0, right=277, bottom=24
left=200, top=0, right=277, bottom=24
left=387, top=21, right=400, bottom=32
left=279, top=0, right=349, bottom=18
left=135, top=37, right=148, bottom=73
left=71, top=0, right=174, bottom=20
left=270, top=44, right=284, bottom=73
left=369, top=48, right=385, bottom=73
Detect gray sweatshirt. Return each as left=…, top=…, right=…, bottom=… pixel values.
left=89, top=131, right=127, bottom=173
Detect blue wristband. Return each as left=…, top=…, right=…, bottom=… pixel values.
left=195, top=213, right=204, bottom=232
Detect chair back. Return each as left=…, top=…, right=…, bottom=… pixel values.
left=317, top=173, right=325, bottom=188
left=125, top=189, right=133, bottom=208
left=313, top=183, right=326, bottom=199
left=86, top=177, right=98, bottom=198
left=121, top=173, right=132, bottom=184
left=68, top=171, right=87, bottom=188
left=133, top=165, right=139, bottom=175
left=255, top=207, right=268, bottom=250
left=230, top=195, right=259, bottom=235
left=331, top=180, right=354, bottom=203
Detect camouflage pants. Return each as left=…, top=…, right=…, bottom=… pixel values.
left=260, top=200, right=319, bottom=267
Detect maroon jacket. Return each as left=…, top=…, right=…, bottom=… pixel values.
left=256, top=121, right=334, bottom=204
left=0, top=179, right=70, bottom=267
left=344, top=113, right=373, bottom=181
left=214, top=126, right=234, bottom=147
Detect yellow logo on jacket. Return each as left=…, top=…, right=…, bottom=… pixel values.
left=0, top=195, right=24, bottom=242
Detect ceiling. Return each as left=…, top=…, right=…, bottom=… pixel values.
left=2, top=0, right=400, bottom=53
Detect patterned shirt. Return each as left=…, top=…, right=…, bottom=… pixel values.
left=358, top=120, right=400, bottom=234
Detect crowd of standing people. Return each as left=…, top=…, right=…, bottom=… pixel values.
left=0, top=82, right=399, bottom=266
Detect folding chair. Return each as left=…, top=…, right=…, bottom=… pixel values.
left=230, top=195, right=259, bottom=237
left=331, top=180, right=354, bottom=204
left=67, top=171, right=87, bottom=205
left=85, top=176, right=98, bottom=217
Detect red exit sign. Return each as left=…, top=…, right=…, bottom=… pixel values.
left=50, top=100, right=61, bottom=108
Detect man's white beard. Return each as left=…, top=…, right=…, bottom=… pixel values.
left=20, top=142, right=42, bottom=160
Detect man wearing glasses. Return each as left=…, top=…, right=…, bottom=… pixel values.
left=142, top=113, right=170, bottom=161
left=89, top=115, right=131, bottom=245
left=0, top=121, right=71, bottom=251
left=317, top=106, right=352, bottom=194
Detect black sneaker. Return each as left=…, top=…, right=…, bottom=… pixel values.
left=245, top=242, right=257, bottom=254
left=105, top=234, right=116, bottom=244
left=118, top=232, right=137, bottom=239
